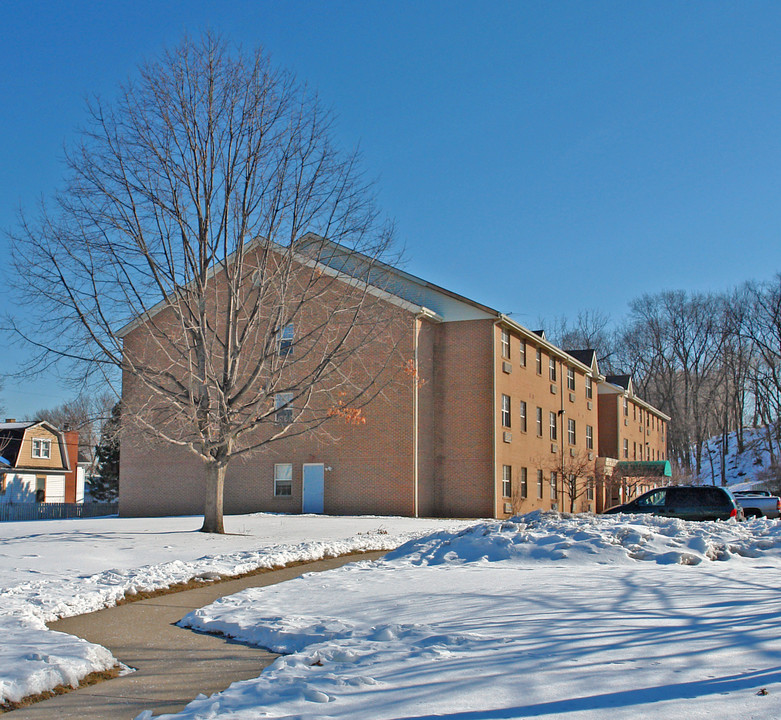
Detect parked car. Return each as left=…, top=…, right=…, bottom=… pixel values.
left=731, top=490, right=781, bottom=519
left=603, top=486, right=742, bottom=521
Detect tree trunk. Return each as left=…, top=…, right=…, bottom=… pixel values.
left=201, top=459, right=227, bottom=533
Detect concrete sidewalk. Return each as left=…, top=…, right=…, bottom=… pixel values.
left=9, top=551, right=385, bottom=720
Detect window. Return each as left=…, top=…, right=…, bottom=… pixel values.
left=519, top=340, right=527, bottom=367
left=501, top=394, right=511, bottom=428
left=537, top=469, right=544, bottom=499
left=520, top=401, right=527, bottom=432
left=274, top=392, right=294, bottom=424
left=567, top=367, right=575, bottom=391
left=550, top=471, right=557, bottom=500
left=536, top=349, right=542, bottom=374
left=586, top=424, right=593, bottom=450
left=568, top=418, right=576, bottom=445
left=587, top=476, right=595, bottom=501
left=623, top=439, right=629, bottom=459
left=520, top=467, right=528, bottom=499
left=31, top=438, right=51, bottom=459
left=633, top=441, right=637, bottom=460
left=501, top=328, right=510, bottom=359
left=586, top=375, right=593, bottom=400
left=536, top=407, right=543, bottom=437
left=274, top=463, right=293, bottom=496
left=623, top=397, right=629, bottom=416
left=637, top=489, right=666, bottom=507
left=502, top=465, right=512, bottom=498
left=549, top=412, right=557, bottom=441
left=549, top=357, right=557, bottom=382
left=277, top=324, right=295, bottom=356
left=633, top=404, right=637, bottom=420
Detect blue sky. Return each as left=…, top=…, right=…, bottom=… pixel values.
left=2, top=1, right=781, bottom=417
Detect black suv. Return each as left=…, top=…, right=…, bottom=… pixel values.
left=603, top=486, right=742, bottom=521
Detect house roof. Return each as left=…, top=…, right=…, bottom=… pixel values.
left=606, top=374, right=632, bottom=390
left=0, top=421, right=70, bottom=472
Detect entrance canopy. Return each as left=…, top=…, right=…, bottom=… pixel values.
left=614, top=461, right=672, bottom=478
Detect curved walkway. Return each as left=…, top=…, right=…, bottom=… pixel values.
left=10, top=551, right=386, bottom=720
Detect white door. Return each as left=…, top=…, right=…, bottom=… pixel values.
left=302, top=464, right=325, bottom=514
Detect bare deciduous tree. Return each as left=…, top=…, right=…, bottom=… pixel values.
left=8, top=35, right=403, bottom=533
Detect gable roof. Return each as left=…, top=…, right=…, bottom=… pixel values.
left=606, top=374, right=632, bottom=391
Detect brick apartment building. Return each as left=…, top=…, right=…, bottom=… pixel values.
left=119, top=241, right=669, bottom=519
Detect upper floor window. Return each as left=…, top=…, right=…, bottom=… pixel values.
left=549, top=357, right=557, bottom=382
left=500, top=328, right=510, bottom=359
left=585, top=376, right=593, bottom=400
left=586, top=424, right=593, bottom=450
left=623, top=439, right=629, bottom=459
left=536, top=349, right=542, bottom=375
left=501, top=394, right=511, bottom=428
left=502, top=465, right=512, bottom=498
left=32, top=438, right=51, bottom=459
left=520, top=401, right=527, bottom=432
left=536, top=407, right=543, bottom=437
left=623, top=397, right=629, bottom=416
left=519, top=341, right=527, bottom=367
left=568, top=418, right=576, bottom=445
left=278, top=324, right=295, bottom=356
left=567, top=367, right=575, bottom=391
left=274, top=392, right=294, bottom=424
left=549, top=411, right=557, bottom=441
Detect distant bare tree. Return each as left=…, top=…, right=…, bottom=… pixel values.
left=8, top=35, right=402, bottom=533
left=541, top=309, right=619, bottom=372
left=550, top=450, right=597, bottom=513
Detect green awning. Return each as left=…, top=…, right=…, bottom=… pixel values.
left=614, top=461, right=672, bottom=478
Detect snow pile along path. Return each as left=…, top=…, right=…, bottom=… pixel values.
left=167, top=512, right=781, bottom=720
left=0, top=513, right=468, bottom=705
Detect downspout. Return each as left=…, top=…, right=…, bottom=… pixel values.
left=413, top=314, right=420, bottom=518
left=492, top=320, right=499, bottom=518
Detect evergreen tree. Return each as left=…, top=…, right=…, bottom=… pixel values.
left=92, top=403, right=120, bottom=502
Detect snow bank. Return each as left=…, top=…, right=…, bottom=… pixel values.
left=387, top=510, right=781, bottom=566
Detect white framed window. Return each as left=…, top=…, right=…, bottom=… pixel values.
left=568, top=418, right=576, bottom=445
left=520, top=467, right=528, bottom=499
left=277, top=324, right=295, bottom=356
left=586, top=375, right=593, bottom=399
left=623, top=397, right=629, bottom=416
left=586, top=424, right=593, bottom=450
left=502, top=465, right=512, bottom=498
left=274, top=463, right=293, bottom=496
left=549, top=411, right=557, bottom=441
left=520, top=401, right=527, bottom=432
left=550, top=471, right=557, bottom=500
left=32, top=438, right=51, bottom=459
left=501, top=328, right=510, bottom=359
left=587, top=476, right=595, bottom=501
left=623, top=438, right=629, bottom=459
left=536, top=349, right=542, bottom=374
left=537, top=469, right=544, bottom=499
left=567, top=367, right=575, bottom=391
left=549, top=357, right=557, bottom=382
left=274, top=392, right=294, bottom=424
left=501, top=394, right=511, bottom=428
left=536, top=407, right=543, bottom=437
left=519, top=340, right=527, bottom=367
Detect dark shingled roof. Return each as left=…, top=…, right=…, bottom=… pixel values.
left=565, top=349, right=596, bottom=367
left=531, top=329, right=546, bottom=339
left=606, top=374, right=632, bottom=390
left=0, top=424, right=35, bottom=467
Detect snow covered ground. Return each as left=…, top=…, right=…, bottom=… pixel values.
left=697, top=427, right=773, bottom=488
left=148, top=512, right=781, bottom=720
left=0, top=512, right=471, bottom=705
